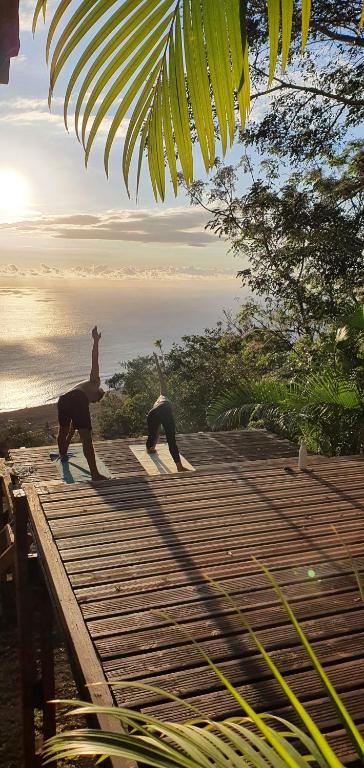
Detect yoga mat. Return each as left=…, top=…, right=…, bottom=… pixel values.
left=130, top=444, right=195, bottom=475
left=50, top=445, right=111, bottom=484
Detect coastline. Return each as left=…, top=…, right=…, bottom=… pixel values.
left=0, top=401, right=102, bottom=436
left=0, top=402, right=58, bottom=431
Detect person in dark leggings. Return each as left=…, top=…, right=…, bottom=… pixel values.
left=146, top=353, right=188, bottom=472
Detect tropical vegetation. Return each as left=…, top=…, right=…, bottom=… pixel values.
left=33, top=1, right=364, bottom=197
left=99, top=299, right=364, bottom=457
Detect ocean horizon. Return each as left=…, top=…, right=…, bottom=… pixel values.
left=0, top=272, right=245, bottom=413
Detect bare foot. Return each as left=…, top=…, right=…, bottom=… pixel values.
left=177, top=463, right=189, bottom=472
left=92, top=473, right=108, bottom=482
left=147, top=447, right=157, bottom=454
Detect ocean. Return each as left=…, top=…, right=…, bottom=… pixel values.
left=0, top=275, right=243, bottom=412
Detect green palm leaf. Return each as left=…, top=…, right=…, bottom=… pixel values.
left=299, top=373, right=361, bottom=410
left=209, top=368, right=363, bottom=432
left=34, top=1, right=364, bottom=198
left=207, top=379, right=291, bottom=430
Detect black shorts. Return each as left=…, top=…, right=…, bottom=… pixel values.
left=57, top=390, right=91, bottom=431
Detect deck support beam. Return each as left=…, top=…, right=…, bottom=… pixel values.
left=13, top=488, right=56, bottom=767
left=39, top=581, right=56, bottom=742
left=13, top=488, right=38, bottom=768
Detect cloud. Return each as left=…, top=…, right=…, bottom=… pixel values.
left=0, top=207, right=219, bottom=246
left=0, top=96, right=129, bottom=138
left=20, top=0, right=58, bottom=32
left=0, top=262, right=234, bottom=280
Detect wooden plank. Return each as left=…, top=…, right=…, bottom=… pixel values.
left=58, top=508, right=364, bottom=562
left=9, top=429, right=300, bottom=486
left=102, top=608, right=364, bottom=679
left=141, top=658, right=364, bottom=723
left=89, top=589, right=360, bottom=647
left=43, top=479, right=364, bottom=534
left=43, top=472, right=364, bottom=519
left=109, top=632, right=364, bottom=709
left=93, top=590, right=363, bottom=658
left=80, top=561, right=363, bottom=621
left=39, top=461, right=364, bottom=512
left=68, top=529, right=364, bottom=589
left=74, top=539, right=364, bottom=603
left=62, top=520, right=364, bottom=576
left=23, top=484, right=134, bottom=768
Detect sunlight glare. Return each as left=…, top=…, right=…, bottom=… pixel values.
left=0, top=169, right=31, bottom=219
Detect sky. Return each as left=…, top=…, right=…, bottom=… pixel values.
left=0, top=2, right=252, bottom=274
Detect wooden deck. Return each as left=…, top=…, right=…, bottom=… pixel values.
left=9, top=428, right=297, bottom=483
left=6, top=433, right=364, bottom=763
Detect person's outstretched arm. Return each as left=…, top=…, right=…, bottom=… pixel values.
left=90, top=326, right=101, bottom=385
left=154, top=352, right=168, bottom=396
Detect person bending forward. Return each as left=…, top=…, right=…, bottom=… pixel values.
left=146, top=353, right=188, bottom=472
left=57, top=326, right=106, bottom=481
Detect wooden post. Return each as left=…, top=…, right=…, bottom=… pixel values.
left=39, top=582, right=56, bottom=743
left=13, top=488, right=37, bottom=768
left=0, top=471, right=4, bottom=521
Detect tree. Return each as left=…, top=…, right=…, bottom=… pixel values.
left=32, top=0, right=364, bottom=198
left=208, top=368, right=364, bottom=456
left=243, top=1, right=364, bottom=163
left=184, top=142, right=364, bottom=338
left=208, top=305, right=364, bottom=456
left=99, top=323, right=259, bottom=438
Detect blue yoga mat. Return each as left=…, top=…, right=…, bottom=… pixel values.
left=50, top=445, right=110, bottom=484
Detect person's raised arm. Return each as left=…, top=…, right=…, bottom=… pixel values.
left=90, top=326, right=101, bottom=385
left=154, top=352, right=168, bottom=396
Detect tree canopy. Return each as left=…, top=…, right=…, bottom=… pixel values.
left=243, top=0, right=364, bottom=163
left=184, top=142, right=364, bottom=337
left=34, top=0, right=364, bottom=197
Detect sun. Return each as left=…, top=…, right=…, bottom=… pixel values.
left=0, top=169, right=31, bottom=219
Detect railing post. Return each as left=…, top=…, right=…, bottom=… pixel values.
left=39, top=581, right=56, bottom=743
left=13, top=488, right=37, bottom=768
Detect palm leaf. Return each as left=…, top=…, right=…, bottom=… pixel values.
left=208, top=379, right=292, bottom=430
left=209, top=368, right=363, bottom=432
left=34, top=2, right=364, bottom=198
left=298, top=373, right=361, bottom=410
left=255, top=562, right=364, bottom=760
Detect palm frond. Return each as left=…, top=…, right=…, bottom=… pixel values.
left=207, top=379, right=291, bottom=430
left=298, top=373, right=361, bottom=410
left=33, top=1, right=364, bottom=198
left=209, top=368, right=363, bottom=432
